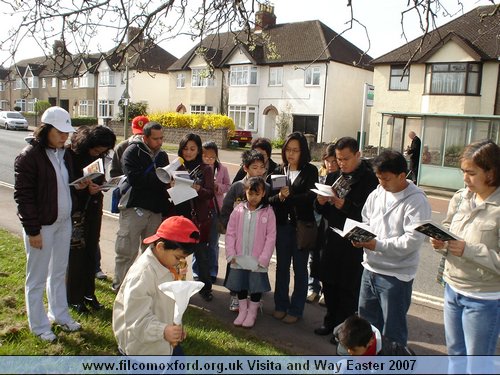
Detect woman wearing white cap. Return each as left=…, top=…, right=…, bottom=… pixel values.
left=14, top=106, right=83, bottom=342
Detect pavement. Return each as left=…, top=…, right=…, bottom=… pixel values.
left=1, top=183, right=448, bottom=355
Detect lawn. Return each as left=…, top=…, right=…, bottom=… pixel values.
left=0, top=229, right=288, bottom=355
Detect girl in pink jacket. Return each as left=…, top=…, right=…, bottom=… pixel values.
left=225, top=176, right=276, bottom=328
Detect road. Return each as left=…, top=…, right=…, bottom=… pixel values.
left=1, top=127, right=449, bottom=306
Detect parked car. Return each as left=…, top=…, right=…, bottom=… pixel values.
left=0, top=111, right=29, bottom=130
left=229, top=129, right=252, bottom=147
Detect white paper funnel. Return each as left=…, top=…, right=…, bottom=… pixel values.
left=156, top=157, right=184, bottom=183
left=158, top=280, right=204, bottom=325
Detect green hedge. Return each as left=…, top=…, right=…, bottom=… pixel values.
left=71, top=117, right=98, bottom=127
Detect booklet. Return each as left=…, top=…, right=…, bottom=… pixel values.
left=99, top=175, right=125, bottom=190
left=270, top=174, right=287, bottom=190
left=311, top=182, right=335, bottom=197
left=332, top=174, right=351, bottom=199
left=69, top=159, right=104, bottom=186
left=331, top=218, right=377, bottom=242
left=167, top=172, right=198, bottom=205
left=412, top=221, right=461, bottom=241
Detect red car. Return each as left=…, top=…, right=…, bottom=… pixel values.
left=229, top=129, right=252, bottom=147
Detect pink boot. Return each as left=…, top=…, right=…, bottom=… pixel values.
left=233, top=299, right=248, bottom=326
left=242, top=301, right=260, bottom=328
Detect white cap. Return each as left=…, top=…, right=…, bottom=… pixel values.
left=41, top=106, right=75, bottom=133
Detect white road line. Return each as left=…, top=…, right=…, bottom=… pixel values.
left=0, top=181, right=14, bottom=189
left=412, top=291, right=444, bottom=308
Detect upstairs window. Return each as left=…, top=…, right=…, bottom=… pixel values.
left=51, top=78, right=57, bottom=88
left=390, top=65, right=410, bottom=90
left=425, top=62, right=481, bottom=95
left=269, top=67, right=283, bottom=86
left=61, top=80, right=67, bottom=89
left=41, top=78, right=46, bottom=88
left=99, top=71, right=115, bottom=86
left=73, top=77, right=79, bottom=88
left=177, top=73, right=185, bottom=88
left=305, top=66, right=320, bottom=86
left=191, top=68, right=215, bottom=87
left=230, top=66, right=257, bottom=86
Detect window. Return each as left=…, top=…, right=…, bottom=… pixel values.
left=41, top=78, right=46, bottom=88
left=26, top=76, right=39, bottom=89
left=79, top=73, right=94, bottom=88
left=61, top=80, right=67, bottom=89
left=230, top=66, right=257, bottom=86
left=26, top=99, right=37, bottom=113
left=177, top=73, right=185, bottom=88
left=15, top=78, right=26, bottom=90
left=73, top=77, right=79, bottom=88
left=269, top=67, right=283, bottom=86
left=15, top=99, right=26, bottom=111
left=0, top=82, right=4, bottom=91
left=425, top=63, right=481, bottom=95
left=78, top=100, right=94, bottom=117
left=390, top=65, right=410, bottom=90
left=190, top=105, right=214, bottom=114
left=99, top=71, right=115, bottom=86
left=52, top=78, right=57, bottom=88
left=98, top=100, right=114, bottom=118
left=191, top=68, right=214, bottom=87
left=0, top=100, right=8, bottom=110
left=229, top=105, right=257, bottom=131
left=305, top=66, right=320, bottom=86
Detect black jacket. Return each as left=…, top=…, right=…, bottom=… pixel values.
left=122, top=140, right=169, bottom=214
left=14, top=142, right=77, bottom=236
left=269, top=163, right=318, bottom=225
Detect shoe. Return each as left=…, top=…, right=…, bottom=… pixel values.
left=84, top=295, right=104, bottom=310
left=318, top=294, right=326, bottom=306
left=242, top=301, right=260, bottom=328
left=38, top=331, right=57, bottom=342
left=95, top=271, right=107, bottom=280
left=58, top=320, right=82, bottom=332
left=306, top=291, right=319, bottom=303
left=233, top=299, right=248, bottom=326
left=272, top=310, right=286, bottom=320
left=70, top=303, right=90, bottom=314
left=330, top=335, right=339, bottom=345
left=314, top=325, right=333, bottom=336
left=111, top=285, right=120, bottom=294
left=229, top=295, right=240, bottom=312
left=211, top=276, right=217, bottom=284
left=200, top=291, right=213, bottom=302
left=282, top=314, right=299, bottom=324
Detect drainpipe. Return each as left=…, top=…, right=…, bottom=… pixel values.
left=320, top=62, right=328, bottom=143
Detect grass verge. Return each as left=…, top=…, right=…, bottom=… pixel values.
left=0, top=228, right=288, bottom=355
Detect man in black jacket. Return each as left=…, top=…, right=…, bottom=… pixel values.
left=406, top=131, right=421, bottom=184
left=112, top=122, right=169, bottom=292
left=313, top=137, right=378, bottom=343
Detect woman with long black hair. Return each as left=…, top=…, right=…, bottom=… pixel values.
left=66, top=125, right=116, bottom=313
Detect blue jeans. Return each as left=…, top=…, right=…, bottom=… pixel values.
left=358, top=269, right=413, bottom=345
left=444, top=284, right=500, bottom=355
left=274, top=224, right=309, bottom=317
left=192, top=211, right=219, bottom=279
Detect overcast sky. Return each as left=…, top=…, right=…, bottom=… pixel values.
left=0, top=0, right=495, bottom=64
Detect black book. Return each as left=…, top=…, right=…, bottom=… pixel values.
left=412, top=221, right=460, bottom=241
left=331, top=218, right=377, bottom=243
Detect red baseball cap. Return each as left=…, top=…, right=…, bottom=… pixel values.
left=131, top=115, right=149, bottom=135
left=143, top=216, right=200, bottom=246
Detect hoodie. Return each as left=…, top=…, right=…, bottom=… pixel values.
left=361, top=181, right=432, bottom=281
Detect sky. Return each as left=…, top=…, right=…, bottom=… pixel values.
left=0, top=0, right=496, bottom=65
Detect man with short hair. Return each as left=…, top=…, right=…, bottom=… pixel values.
left=353, top=150, right=431, bottom=345
left=314, top=137, right=378, bottom=342
left=406, top=131, right=421, bottom=184
left=112, top=121, right=170, bottom=292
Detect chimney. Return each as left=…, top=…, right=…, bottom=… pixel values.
left=255, top=3, right=276, bottom=32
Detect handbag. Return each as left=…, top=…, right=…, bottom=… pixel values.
left=70, top=211, right=86, bottom=251
left=296, top=220, right=317, bottom=251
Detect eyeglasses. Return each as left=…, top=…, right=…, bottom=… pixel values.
left=285, top=148, right=301, bottom=154
left=203, top=156, right=217, bottom=160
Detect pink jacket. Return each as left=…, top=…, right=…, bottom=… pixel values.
left=225, top=203, right=276, bottom=268
left=213, top=164, right=231, bottom=210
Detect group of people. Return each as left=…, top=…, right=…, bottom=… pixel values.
left=14, top=107, right=499, bottom=358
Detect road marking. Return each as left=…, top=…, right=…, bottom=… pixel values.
left=432, top=210, right=441, bottom=214
left=0, top=181, right=14, bottom=189
left=412, top=291, right=444, bottom=308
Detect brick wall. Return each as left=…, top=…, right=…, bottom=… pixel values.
left=107, top=120, right=229, bottom=149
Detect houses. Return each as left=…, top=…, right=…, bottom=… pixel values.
left=368, top=5, right=500, bottom=190
left=168, top=4, right=373, bottom=143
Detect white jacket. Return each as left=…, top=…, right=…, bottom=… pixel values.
left=113, top=247, right=175, bottom=355
left=361, top=181, right=431, bottom=281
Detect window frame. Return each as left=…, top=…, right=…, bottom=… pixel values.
left=269, top=66, right=283, bottom=87
left=425, top=62, right=481, bottom=95
left=190, top=105, right=214, bottom=114
left=191, top=68, right=215, bottom=88
left=304, top=66, right=321, bottom=86
left=389, top=65, right=410, bottom=91
left=177, top=73, right=186, bottom=88
left=78, top=99, right=94, bottom=117
left=228, top=105, right=257, bottom=131
left=98, top=99, right=114, bottom=118
left=230, top=65, right=258, bottom=86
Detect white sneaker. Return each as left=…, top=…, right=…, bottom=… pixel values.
left=58, top=320, right=82, bottom=332
left=95, top=271, right=107, bottom=280
left=38, top=331, right=57, bottom=342
left=306, top=291, right=319, bottom=303
left=229, top=295, right=239, bottom=312
left=318, top=294, right=326, bottom=306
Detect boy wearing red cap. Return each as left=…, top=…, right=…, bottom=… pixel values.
left=109, top=115, right=149, bottom=178
left=112, top=216, right=200, bottom=355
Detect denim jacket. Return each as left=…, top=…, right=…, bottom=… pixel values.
left=441, top=187, right=500, bottom=293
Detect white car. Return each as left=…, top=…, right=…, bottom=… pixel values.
left=0, top=111, right=29, bottom=130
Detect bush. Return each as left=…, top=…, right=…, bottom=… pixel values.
left=272, top=138, right=285, bottom=149
left=71, top=117, right=98, bottom=127
left=148, top=112, right=235, bottom=131
left=118, top=101, right=148, bottom=122
left=13, top=106, right=21, bottom=112
left=34, top=101, right=51, bottom=115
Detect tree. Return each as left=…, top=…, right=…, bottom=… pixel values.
left=2, top=0, right=497, bottom=74
left=34, top=101, right=51, bottom=116
left=118, top=101, right=148, bottom=122
left=275, top=103, right=292, bottom=142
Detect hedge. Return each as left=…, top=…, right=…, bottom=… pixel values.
left=148, top=112, right=235, bottom=133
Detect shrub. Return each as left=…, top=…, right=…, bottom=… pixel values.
left=272, top=138, right=285, bottom=149
left=71, top=117, right=98, bottom=127
left=34, top=101, right=51, bottom=115
left=148, top=112, right=235, bottom=131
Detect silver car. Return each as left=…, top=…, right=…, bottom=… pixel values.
left=0, top=111, right=29, bottom=130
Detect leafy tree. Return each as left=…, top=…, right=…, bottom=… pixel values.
left=118, top=101, right=148, bottom=122
left=34, top=101, right=51, bottom=116
left=275, top=103, right=292, bottom=141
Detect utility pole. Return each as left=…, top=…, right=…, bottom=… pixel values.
left=122, top=59, right=130, bottom=139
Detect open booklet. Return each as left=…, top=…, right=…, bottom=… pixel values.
left=270, top=174, right=287, bottom=190
left=411, top=221, right=461, bottom=241
left=331, top=218, right=377, bottom=242
left=311, top=182, right=335, bottom=197
left=69, top=159, right=104, bottom=186
left=98, top=175, right=125, bottom=190
left=167, top=171, right=198, bottom=205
